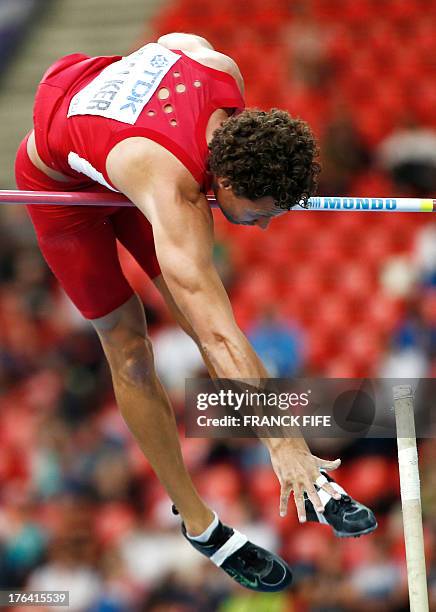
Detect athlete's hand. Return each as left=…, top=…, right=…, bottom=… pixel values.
left=267, top=438, right=341, bottom=522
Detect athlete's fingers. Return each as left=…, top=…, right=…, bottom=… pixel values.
left=306, top=485, right=324, bottom=514
left=293, top=485, right=306, bottom=523
left=316, top=473, right=341, bottom=500
left=317, top=458, right=341, bottom=472
left=321, top=482, right=341, bottom=500
left=279, top=482, right=292, bottom=517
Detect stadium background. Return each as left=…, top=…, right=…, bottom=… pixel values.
left=0, top=0, right=435, bottom=610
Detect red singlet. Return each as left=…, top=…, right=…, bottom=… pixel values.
left=15, top=44, right=245, bottom=318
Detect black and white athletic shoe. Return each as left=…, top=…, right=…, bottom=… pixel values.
left=304, top=471, right=378, bottom=538
left=172, top=505, right=292, bottom=592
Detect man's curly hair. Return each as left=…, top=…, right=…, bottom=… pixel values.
left=209, top=109, right=320, bottom=210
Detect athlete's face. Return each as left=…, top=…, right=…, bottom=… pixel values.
left=213, top=178, right=286, bottom=229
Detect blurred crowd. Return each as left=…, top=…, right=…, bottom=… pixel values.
left=0, top=0, right=39, bottom=78
left=1, top=0, right=436, bottom=610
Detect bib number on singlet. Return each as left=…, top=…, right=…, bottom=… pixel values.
left=67, top=43, right=181, bottom=125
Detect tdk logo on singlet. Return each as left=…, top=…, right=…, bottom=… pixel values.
left=150, top=55, right=169, bottom=69
left=87, top=57, right=168, bottom=115
left=119, top=63, right=167, bottom=116
left=310, top=197, right=398, bottom=210
left=68, top=44, right=180, bottom=125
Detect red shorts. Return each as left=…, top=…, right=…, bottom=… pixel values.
left=15, top=133, right=161, bottom=319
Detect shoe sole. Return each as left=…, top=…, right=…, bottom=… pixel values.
left=224, top=561, right=293, bottom=592
left=310, top=504, right=378, bottom=539
left=333, top=521, right=378, bottom=538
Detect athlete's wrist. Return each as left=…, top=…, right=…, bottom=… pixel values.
left=261, top=435, right=309, bottom=453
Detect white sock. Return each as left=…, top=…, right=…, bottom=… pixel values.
left=187, top=512, right=219, bottom=542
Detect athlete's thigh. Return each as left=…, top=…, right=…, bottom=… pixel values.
left=30, top=208, right=134, bottom=319
left=15, top=135, right=134, bottom=319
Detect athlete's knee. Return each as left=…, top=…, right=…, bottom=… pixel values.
left=90, top=294, right=144, bottom=335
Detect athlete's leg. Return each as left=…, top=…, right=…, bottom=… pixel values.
left=15, top=133, right=135, bottom=318
left=90, top=293, right=214, bottom=535
left=13, top=135, right=295, bottom=591
left=91, top=296, right=294, bottom=593
left=15, top=135, right=213, bottom=535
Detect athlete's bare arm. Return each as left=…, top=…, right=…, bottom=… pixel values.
left=106, top=137, right=340, bottom=520
left=108, top=137, right=254, bottom=376
left=157, top=32, right=245, bottom=95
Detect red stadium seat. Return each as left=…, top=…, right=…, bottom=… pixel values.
left=316, top=252, right=347, bottom=286
left=285, top=523, right=333, bottom=564
left=315, top=294, right=353, bottom=330
left=324, top=355, right=365, bottom=377
left=339, top=324, right=383, bottom=365
left=326, top=24, right=354, bottom=67
left=410, top=80, right=436, bottom=126
left=364, top=292, right=404, bottom=333
left=341, top=456, right=400, bottom=505
left=232, top=298, right=258, bottom=330
left=341, top=535, right=377, bottom=570
left=248, top=465, right=281, bottom=505
left=312, top=0, right=347, bottom=21
left=368, top=22, right=400, bottom=60
left=94, top=502, right=136, bottom=545
left=356, top=105, right=396, bottom=147
left=387, top=0, right=422, bottom=25
left=232, top=267, right=281, bottom=312
left=195, top=464, right=242, bottom=505
left=389, top=48, right=424, bottom=86
left=306, top=327, right=341, bottom=370
left=286, top=266, right=325, bottom=302
left=419, top=290, right=436, bottom=326
left=350, top=171, right=396, bottom=198
left=415, top=18, right=436, bottom=63
left=332, top=264, right=377, bottom=302
left=341, top=0, right=375, bottom=26
left=360, top=226, right=396, bottom=263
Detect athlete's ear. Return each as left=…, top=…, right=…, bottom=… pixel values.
left=217, top=177, right=232, bottom=190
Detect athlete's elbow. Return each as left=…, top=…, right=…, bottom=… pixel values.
left=162, top=265, right=202, bottom=298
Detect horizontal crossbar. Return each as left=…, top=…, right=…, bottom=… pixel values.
left=0, top=190, right=434, bottom=212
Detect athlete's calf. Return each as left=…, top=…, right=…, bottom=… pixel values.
left=90, top=292, right=214, bottom=536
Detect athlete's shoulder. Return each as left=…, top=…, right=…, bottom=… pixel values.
left=157, top=32, right=214, bottom=52
left=157, top=32, right=244, bottom=94
left=192, top=49, right=244, bottom=93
